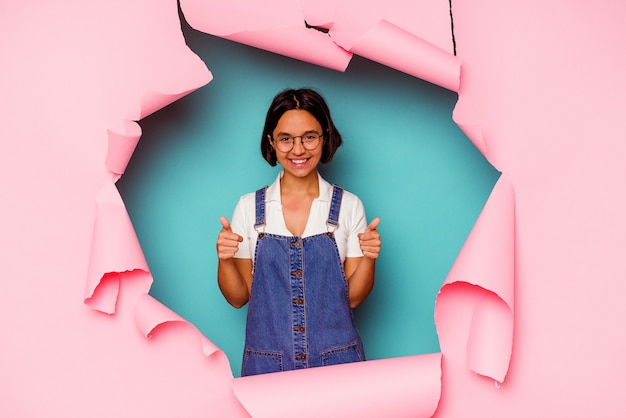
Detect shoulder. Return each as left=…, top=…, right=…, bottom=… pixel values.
left=332, top=186, right=367, bottom=235
left=234, top=174, right=279, bottom=215
left=319, top=174, right=362, bottom=206
left=339, top=187, right=361, bottom=204
left=232, top=191, right=258, bottom=220
left=237, top=190, right=257, bottom=207
left=334, top=186, right=365, bottom=215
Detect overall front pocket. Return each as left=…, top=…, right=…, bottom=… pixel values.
left=242, top=349, right=283, bottom=376
left=321, top=343, right=364, bottom=367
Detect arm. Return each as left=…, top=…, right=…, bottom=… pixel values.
left=344, top=218, right=381, bottom=309
left=216, top=216, right=253, bottom=308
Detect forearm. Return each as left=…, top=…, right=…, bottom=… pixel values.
left=217, top=259, right=250, bottom=308
left=346, top=257, right=376, bottom=309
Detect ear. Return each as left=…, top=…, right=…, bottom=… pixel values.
left=267, top=134, right=276, bottom=151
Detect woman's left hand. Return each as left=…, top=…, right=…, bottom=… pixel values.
left=358, top=218, right=381, bottom=259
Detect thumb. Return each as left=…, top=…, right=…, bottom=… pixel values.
left=219, top=216, right=232, bottom=231
left=365, top=217, right=380, bottom=232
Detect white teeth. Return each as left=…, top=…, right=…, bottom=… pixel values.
left=292, top=159, right=307, bottom=164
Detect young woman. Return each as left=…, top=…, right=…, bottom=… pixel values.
left=216, top=88, right=381, bottom=376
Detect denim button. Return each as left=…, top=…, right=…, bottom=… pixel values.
left=293, top=326, right=305, bottom=332
left=291, top=240, right=302, bottom=248
left=292, top=298, right=304, bottom=305
left=296, top=354, right=306, bottom=360
left=292, top=270, right=302, bottom=277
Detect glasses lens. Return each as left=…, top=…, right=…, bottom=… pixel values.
left=302, top=134, right=320, bottom=150
left=274, top=134, right=322, bottom=152
left=275, top=137, right=293, bottom=152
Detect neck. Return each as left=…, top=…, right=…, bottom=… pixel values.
left=280, top=170, right=319, bottom=196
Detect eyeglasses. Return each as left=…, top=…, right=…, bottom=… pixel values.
left=272, top=133, right=323, bottom=152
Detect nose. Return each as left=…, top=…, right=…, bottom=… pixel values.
left=291, top=136, right=306, bottom=154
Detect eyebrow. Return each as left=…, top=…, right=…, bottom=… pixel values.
left=274, top=129, right=321, bottom=137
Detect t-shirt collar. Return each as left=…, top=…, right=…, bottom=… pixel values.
left=266, top=170, right=333, bottom=202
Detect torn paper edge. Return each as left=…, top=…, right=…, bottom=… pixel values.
left=232, top=353, right=443, bottom=418
left=336, top=19, right=460, bottom=92
left=180, top=1, right=459, bottom=91
left=436, top=174, right=515, bottom=384
left=82, top=3, right=515, bottom=416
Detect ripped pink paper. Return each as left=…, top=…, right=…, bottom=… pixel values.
left=180, top=0, right=459, bottom=90
left=171, top=2, right=506, bottom=415
left=85, top=181, right=150, bottom=313
left=435, top=175, right=515, bottom=383
left=4, top=0, right=625, bottom=417
left=179, top=0, right=352, bottom=71
left=233, top=354, right=442, bottom=418
left=105, top=121, right=142, bottom=178
left=346, top=19, right=460, bottom=92
left=302, top=0, right=454, bottom=53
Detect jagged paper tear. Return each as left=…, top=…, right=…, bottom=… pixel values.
left=82, top=0, right=514, bottom=416
left=179, top=0, right=352, bottom=71
left=86, top=48, right=211, bottom=314
left=106, top=121, right=142, bottom=181
left=135, top=293, right=222, bottom=359
left=180, top=0, right=459, bottom=91
left=435, top=175, right=515, bottom=384
left=233, top=354, right=442, bottom=418
left=85, top=181, right=150, bottom=314
left=341, top=19, right=460, bottom=92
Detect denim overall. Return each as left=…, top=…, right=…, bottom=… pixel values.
left=241, top=185, right=365, bottom=376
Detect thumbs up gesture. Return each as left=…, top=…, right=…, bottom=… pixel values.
left=358, top=218, right=381, bottom=259
left=216, top=216, right=243, bottom=260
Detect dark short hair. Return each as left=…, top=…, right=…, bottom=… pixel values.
left=260, top=88, right=343, bottom=166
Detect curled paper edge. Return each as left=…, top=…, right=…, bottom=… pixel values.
left=84, top=181, right=150, bottom=313
left=84, top=272, right=122, bottom=314
left=179, top=0, right=351, bottom=72
left=82, top=3, right=515, bottom=414
left=137, top=44, right=213, bottom=120
left=133, top=293, right=244, bottom=415
left=105, top=121, right=142, bottom=179
left=135, top=293, right=221, bottom=358
left=452, top=119, right=488, bottom=162
left=224, top=27, right=352, bottom=72
left=138, top=84, right=211, bottom=120
left=467, top=292, right=513, bottom=383
left=435, top=175, right=515, bottom=383
left=444, top=175, right=515, bottom=306
left=340, top=19, right=461, bottom=92
left=233, top=353, right=442, bottom=418
left=86, top=67, right=210, bottom=313
left=436, top=282, right=513, bottom=384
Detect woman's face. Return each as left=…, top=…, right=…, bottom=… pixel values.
left=270, top=109, right=324, bottom=180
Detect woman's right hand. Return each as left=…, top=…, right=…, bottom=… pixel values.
left=216, top=216, right=243, bottom=260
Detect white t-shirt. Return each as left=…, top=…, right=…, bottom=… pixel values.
left=231, top=171, right=367, bottom=262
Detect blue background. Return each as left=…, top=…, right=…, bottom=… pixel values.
left=117, top=21, right=500, bottom=377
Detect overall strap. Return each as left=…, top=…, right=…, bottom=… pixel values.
left=327, top=185, right=344, bottom=230
left=254, top=186, right=267, bottom=230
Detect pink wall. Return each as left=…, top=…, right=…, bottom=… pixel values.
left=1, top=0, right=624, bottom=416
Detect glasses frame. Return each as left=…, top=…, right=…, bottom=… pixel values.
left=271, top=133, right=324, bottom=153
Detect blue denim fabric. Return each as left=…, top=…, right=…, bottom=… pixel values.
left=241, top=186, right=365, bottom=376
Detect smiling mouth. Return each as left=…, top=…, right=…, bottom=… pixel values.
left=290, top=158, right=309, bottom=165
